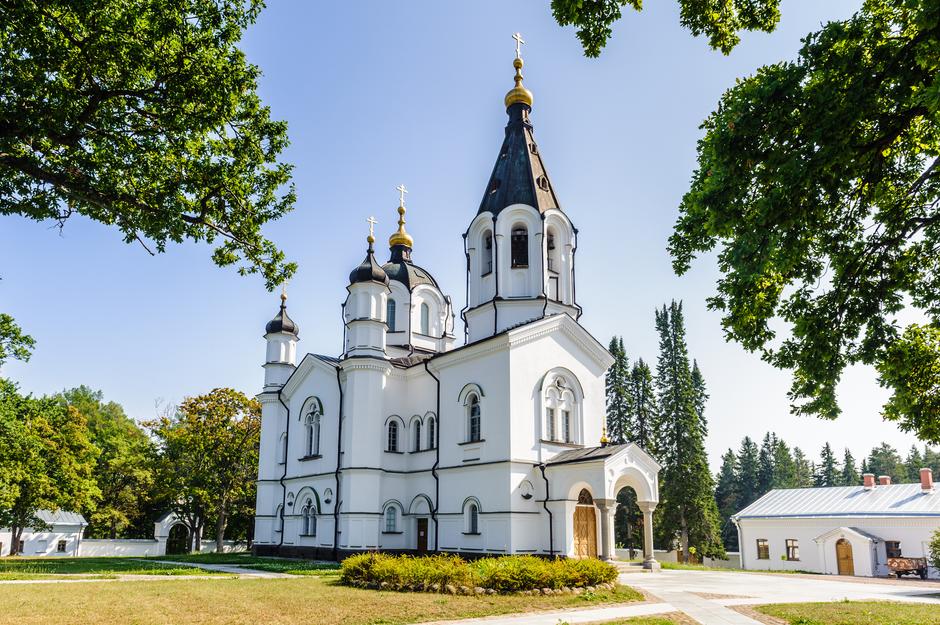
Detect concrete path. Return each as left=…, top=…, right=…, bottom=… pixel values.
left=137, top=560, right=292, bottom=578
left=420, top=601, right=677, bottom=625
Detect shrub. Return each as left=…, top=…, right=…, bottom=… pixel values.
left=340, top=553, right=618, bottom=593
left=929, top=528, right=940, bottom=572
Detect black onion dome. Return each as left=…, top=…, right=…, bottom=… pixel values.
left=349, top=244, right=390, bottom=286
left=382, top=244, right=439, bottom=292
left=266, top=297, right=299, bottom=336
left=478, top=101, right=560, bottom=217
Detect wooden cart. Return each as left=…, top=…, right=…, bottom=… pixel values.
left=887, top=556, right=928, bottom=579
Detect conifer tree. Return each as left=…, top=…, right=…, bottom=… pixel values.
left=691, top=360, right=708, bottom=438
left=605, top=337, right=631, bottom=444
left=757, top=433, right=776, bottom=495
left=816, top=443, right=840, bottom=487
left=735, top=436, right=760, bottom=510
left=654, top=301, right=724, bottom=561
left=866, top=443, right=906, bottom=483
left=772, top=437, right=796, bottom=488
left=792, top=447, right=813, bottom=488
left=841, top=449, right=859, bottom=486
left=905, top=445, right=924, bottom=482
left=714, top=449, right=739, bottom=550
left=627, top=358, right=659, bottom=453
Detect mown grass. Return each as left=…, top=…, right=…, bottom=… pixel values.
left=150, top=551, right=341, bottom=575
left=756, top=600, right=940, bottom=625
left=0, top=575, right=646, bottom=625
left=0, top=556, right=223, bottom=580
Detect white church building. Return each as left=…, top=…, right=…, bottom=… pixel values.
left=252, top=44, right=661, bottom=563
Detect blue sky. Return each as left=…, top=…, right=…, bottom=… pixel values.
left=0, top=0, right=924, bottom=469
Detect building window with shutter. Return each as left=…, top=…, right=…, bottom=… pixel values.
left=756, top=539, right=769, bottom=560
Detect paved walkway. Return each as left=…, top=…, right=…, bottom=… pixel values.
left=147, top=560, right=291, bottom=578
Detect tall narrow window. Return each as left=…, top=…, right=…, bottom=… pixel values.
left=301, top=500, right=316, bottom=536
left=305, top=411, right=320, bottom=457
left=387, top=421, right=399, bottom=452
left=414, top=420, right=422, bottom=452
left=547, top=231, right=557, bottom=272
left=278, top=433, right=287, bottom=464
left=468, top=395, right=481, bottom=442
left=428, top=417, right=436, bottom=449
left=384, top=506, right=398, bottom=532
left=562, top=410, right=571, bottom=443
left=546, top=407, right=556, bottom=441
left=420, top=303, right=430, bottom=335
left=275, top=505, right=283, bottom=534
left=482, top=232, right=493, bottom=275
left=511, top=226, right=528, bottom=268
left=386, top=299, right=397, bottom=332
left=468, top=504, right=479, bottom=534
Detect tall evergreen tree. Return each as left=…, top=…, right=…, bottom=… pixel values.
left=714, top=449, right=739, bottom=550
left=654, top=301, right=724, bottom=561
left=735, top=436, right=760, bottom=510
left=905, top=445, right=925, bottom=482
left=605, top=337, right=631, bottom=445
left=791, top=447, right=813, bottom=488
left=690, top=360, right=708, bottom=438
left=815, top=443, right=840, bottom=487
left=841, top=448, right=859, bottom=486
left=627, top=358, right=659, bottom=453
left=757, top=433, right=776, bottom=495
left=772, top=437, right=796, bottom=488
left=866, top=443, right=906, bottom=483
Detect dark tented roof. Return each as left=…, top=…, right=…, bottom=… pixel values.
left=349, top=245, right=389, bottom=286
left=266, top=300, right=299, bottom=336
left=546, top=444, right=632, bottom=466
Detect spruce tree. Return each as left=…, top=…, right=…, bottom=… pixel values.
left=816, top=443, right=840, bottom=487
left=757, top=433, right=776, bottom=495
left=605, top=336, right=631, bottom=444
left=714, top=449, right=739, bottom=550
left=627, top=358, right=659, bottom=454
left=654, top=301, right=724, bottom=561
left=792, top=447, right=813, bottom=488
left=841, top=448, right=859, bottom=486
left=772, top=437, right=796, bottom=488
left=691, top=360, right=708, bottom=438
left=735, top=436, right=760, bottom=510
left=905, top=445, right=924, bottom=482
left=866, top=443, right=906, bottom=483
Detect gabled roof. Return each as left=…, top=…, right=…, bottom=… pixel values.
left=477, top=102, right=561, bottom=217
left=734, top=483, right=940, bottom=520
left=546, top=442, right=661, bottom=471
left=813, top=526, right=884, bottom=543
left=35, top=509, right=87, bottom=526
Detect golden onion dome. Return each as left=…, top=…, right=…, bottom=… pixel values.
left=388, top=203, right=414, bottom=248
left=504, top=57, right=533, bottom=108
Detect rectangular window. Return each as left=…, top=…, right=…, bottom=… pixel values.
left=562, top=410, right=571, bottom=443
left=885, top=541, right=901, bottom=558
left=483, top=234, right=493, bottom=275
left=57, top=540, right=67, bottom=553
left=469, top=403, right=481, bottom=442
left=786, top=539, right=800, bottom=561
left=546, top=408, right=555, bottom=440
left=510, top=228, right=528, bottom=268
left=756, top=539, right=769, bottom=560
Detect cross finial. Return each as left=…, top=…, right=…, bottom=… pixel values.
left=396, top=183, right=408, bottom=207
left=513, top=32, right=525, bottom=59
left=366, top=216, right=378, bottom=239
left=280, top=282, right=288, bottom=304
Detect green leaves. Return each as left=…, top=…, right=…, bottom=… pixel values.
left=551, top=0, right=781, bottom=57
left=878, top=324, right=940, bottom=443
left=0, top=0, right=296, bottom=291
left=670, top=0, right=940, bottom=441
left=0, top=313, right=35, bottom=366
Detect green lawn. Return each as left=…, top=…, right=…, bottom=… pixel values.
left=0, top=576, right=645, bottom=625
left=0, top=556, right=224, bottom=580
left=756, top=601, right=940, bottom=625
left=151, top=551, right=342, bottom=575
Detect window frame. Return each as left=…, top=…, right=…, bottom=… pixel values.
left=756, top=538, right=769, bottom=560
left=885, top=541, right=901, bottom=558
left=383, top=505, right=400, bottom=533
left=464, top=502, right=480, bottom=535
left=56, top=540, right=67, bottom=553
left=427, top=416, right=436, bottom=449
left=387, top=420, right=399, bottom=452
left=785, top=539, right=800, bottom=561
left=386, top=298, right=397, bottom=332
left=413, top=420, right=422, bottom=452
left=419, top=302, right=430, bottom=335
left=510, top=226, right=528, bottom=268
left=482, top=231, right=493, bottom=276
left=467, top=395, right=482, bottom=443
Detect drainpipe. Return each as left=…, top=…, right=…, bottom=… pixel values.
left=733, top=517, right=744, bottom=570
left=424, top=360, right=441, bottom=552
left=538, top=464, right=554, bottom=557
left=332, top=365, right=344, bottom=561
left=276, top=391, right=292, bottom=549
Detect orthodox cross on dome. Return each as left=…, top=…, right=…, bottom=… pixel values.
left=367, top=216, right=378, bottom=239
left=280, top=282, right=288, bottom=303
left=513, top=32, right=525, bottom=59
left=396, top=183, right=408, bottom=207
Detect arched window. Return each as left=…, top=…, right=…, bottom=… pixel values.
left=387, top=421, right=399, bottom=452
left=544, top=374, right=578, bottom=444
left=467, top=394, right=481, bottom=442
left=386, top=298, right=397, bottom=332
left=305, top=409, right=321, bottom=457
left=413, top=420, right=422, bottom=452
left=278, top=432, right=287, bottom=464
left=301, top=499, right=317, bottom=536
left=546, top=229, right=557, bottom=273
left=384, top=505, right=398, bottom=532
left=420, top=303, right=430, bottom=335
left=511, top=225, right=528, bottom=268
left=427, top=416, right=436, bottom=449
left=482, top=231, right=493, bottom=275
left=275, top=505, right=283, bottom=534
left=464, top=500, right=480, bottom=534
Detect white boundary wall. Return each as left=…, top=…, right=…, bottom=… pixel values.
left=615, top=548, right=742, bottom=569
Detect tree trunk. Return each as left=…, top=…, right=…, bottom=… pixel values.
left=679, top=514, right=689, bottom=564
left=9, top=526, right=22, bottom=556
left=215, top=505, right=227, bottom=552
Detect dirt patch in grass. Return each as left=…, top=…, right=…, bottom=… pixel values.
left=741, top=601, right=940, bottom=625
left=0, top=576, right=645, bottom=625
left=582, top=613, right=698, bottom=625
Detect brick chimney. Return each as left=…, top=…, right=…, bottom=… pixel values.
left=878, top=475, right=891, bottom=486
left=863, top=473, right=875, bottom=489
left=922, top=468, right=935, bottom=494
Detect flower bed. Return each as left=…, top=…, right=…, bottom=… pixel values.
left=340, top=553, right=619, bottom=595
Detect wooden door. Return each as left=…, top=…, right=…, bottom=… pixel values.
left=573, top=506, right=597, bottom=559
left=836, top=539, right=854, bottom=576
left=416, top=518, right=428, bottom=553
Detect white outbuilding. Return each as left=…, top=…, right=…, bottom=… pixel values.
left=0, top=510, right=87, bottom=557
left=252, top=47, right=661, bottom=564
left=733, top=470, right=939, bottom=578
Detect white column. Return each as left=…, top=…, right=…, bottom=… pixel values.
left=595, top=499, right=617, bottom=561
left=637, top=501, right=660, bottom=570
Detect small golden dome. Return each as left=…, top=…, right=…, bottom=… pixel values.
left=504, top=57, right=533, bottom=108
left=389, top=204, right=414, bottom=248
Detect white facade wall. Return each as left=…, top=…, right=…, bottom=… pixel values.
left=0, top=524, right=82, bottom=557
left=738, top=516, right=940, bottom=578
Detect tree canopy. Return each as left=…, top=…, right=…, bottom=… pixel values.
left=0, top=0, right=296, bottom=291
left=551, top=0, right=781, bottom=57
left=669, top=0, right=940, bottom=442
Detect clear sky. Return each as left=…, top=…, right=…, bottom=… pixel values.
left=0, top=0, right=925, bottom=470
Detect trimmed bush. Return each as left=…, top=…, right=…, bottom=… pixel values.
left=340, top=553, right=618, bottom=594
